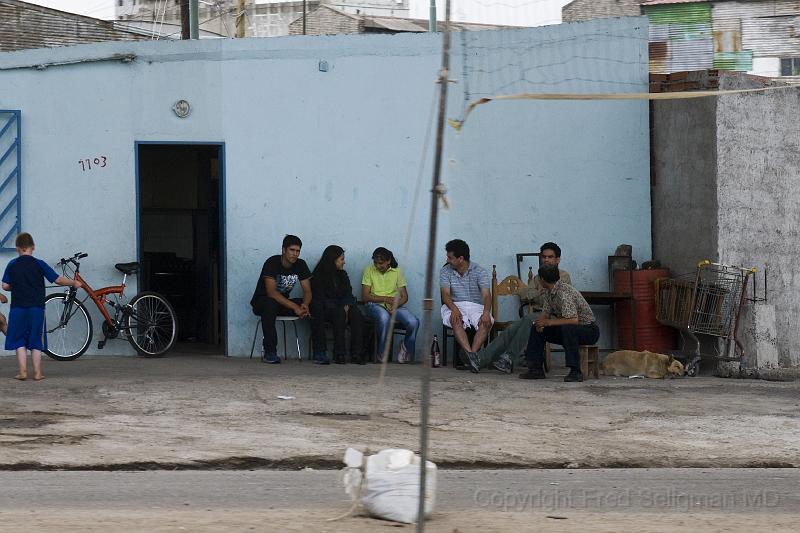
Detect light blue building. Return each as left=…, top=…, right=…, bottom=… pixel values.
left=0, top=17, right=651, bottom=356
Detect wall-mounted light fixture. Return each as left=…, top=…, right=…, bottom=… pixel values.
left=173, top=99, right=191, bottom=118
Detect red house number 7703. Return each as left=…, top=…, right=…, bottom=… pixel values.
left=78, top=156, right=107, bottom=171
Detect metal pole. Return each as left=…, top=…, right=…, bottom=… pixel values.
left=303, top=0, right=307, bottom=35
left=416, top=0, right=450, bottom=531
left=180, top=0, right=190, bottom=39
left=428, top=0, right=436, bottom=32
left=236, top=0, right=246, bottom=38
left=189, top=0, right=199, bottom=39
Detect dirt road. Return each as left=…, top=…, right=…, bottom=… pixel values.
left=1, top=354, right=798, bottom=470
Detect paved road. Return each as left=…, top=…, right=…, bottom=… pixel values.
left=3, top=468, right=798, bottom=513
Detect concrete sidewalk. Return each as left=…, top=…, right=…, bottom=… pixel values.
left=1, top=354, right=798, bottom=470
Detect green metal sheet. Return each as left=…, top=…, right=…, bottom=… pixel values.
left=713, top=51, right=754, bottom=71
left=669, top=22, right=712, bottom=42
left=645, top=3, right=711, bottom=25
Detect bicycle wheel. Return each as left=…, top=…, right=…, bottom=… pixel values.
left=125, top=291, right=177, bottom=357
left=44, top=293, right=93, bottom=361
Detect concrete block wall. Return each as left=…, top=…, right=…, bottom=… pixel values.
left=651, top=97, right=719, bottom=276
left=716, top=87, right=800, bottom=367
left=652, top=75, right=800, bottom=367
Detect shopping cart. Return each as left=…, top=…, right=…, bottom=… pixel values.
left=655, top=261, right=756, bottom=376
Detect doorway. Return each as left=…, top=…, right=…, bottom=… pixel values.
left=136, top=143, right=225, bottom=353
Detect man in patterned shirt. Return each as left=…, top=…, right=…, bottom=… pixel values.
left=520, top=263, right=599, bottom=382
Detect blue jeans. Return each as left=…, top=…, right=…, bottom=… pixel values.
left=525, top=322, right=600, bottom=371
left=365, top=303, right=420, bottom=361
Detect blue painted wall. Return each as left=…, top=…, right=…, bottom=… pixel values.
left=0, top=17, right=651, bottom=356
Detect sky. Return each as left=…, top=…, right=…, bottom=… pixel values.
left=411, top=0, right=572, bottom=27
left=23, top=1, right=115, bottom=20
left=22, top=0, right=572, bottom=26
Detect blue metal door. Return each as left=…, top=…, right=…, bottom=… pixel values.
left=0, top=110, right=21, bottom=250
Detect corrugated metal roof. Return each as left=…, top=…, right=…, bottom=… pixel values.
left=716, top=2, right=800, bottom=57
left=640, top=0, right=713, bottom=5
left=362, top=15, right=510, bottom=33
left=644, top=2, right=713, bottom=73
left=0, top=0, right=150, bottom=52
left=113, top=21, right=224, bottom=39
left=669, top=38, right=714, bottom=70
left=645, top=2, right=711, bottom=24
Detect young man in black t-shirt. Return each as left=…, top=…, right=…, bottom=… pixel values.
left=250, top=235, right=312, bottom=363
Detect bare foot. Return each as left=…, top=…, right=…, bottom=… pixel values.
left=33, top=374, right=44, bottom=382
left=14, top=374, right=27, bottom=381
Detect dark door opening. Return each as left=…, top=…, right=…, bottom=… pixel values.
left=137, top=143, right=224, bottom=353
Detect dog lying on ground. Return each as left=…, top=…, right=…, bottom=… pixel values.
left=600, top=350, right=685, bottom=379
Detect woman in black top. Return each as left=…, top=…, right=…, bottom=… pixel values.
left=310, top=245, right=365, bottom=364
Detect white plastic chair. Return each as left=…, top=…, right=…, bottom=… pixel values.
left=250, top=316, right=303, bottom=360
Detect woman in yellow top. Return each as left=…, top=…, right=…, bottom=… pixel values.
left=361, top=247, right=420, bottom=363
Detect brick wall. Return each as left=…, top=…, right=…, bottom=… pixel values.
left=562, top=0, right=641, bottom=23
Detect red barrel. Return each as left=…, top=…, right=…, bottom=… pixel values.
left=614, top=269, right=676, bottom=353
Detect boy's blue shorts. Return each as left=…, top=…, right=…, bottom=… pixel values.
left=5, top=307, right=47, bottom=351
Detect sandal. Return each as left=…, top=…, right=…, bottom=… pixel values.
left=14, top=374, right=27, bottom=381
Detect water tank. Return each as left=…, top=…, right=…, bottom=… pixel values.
left=614, top=269, right=676, bottom=353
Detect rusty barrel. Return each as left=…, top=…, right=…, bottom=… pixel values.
left=614, top=269, right=676, bottom=353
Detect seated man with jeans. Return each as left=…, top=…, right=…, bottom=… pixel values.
left=474, top=241, right=571, bottom=373
left=250, top=234, right=312, bottom=364
left=520, top=263, right=599, bottom=382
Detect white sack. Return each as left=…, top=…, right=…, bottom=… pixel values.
left=341, top=447, right=437, bottom=524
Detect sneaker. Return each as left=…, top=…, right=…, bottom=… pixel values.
left=334, top=354, right=346, bottom=365
left=492, top=352, right=514, bottom=374
left=453, top=348, right=467, bottom=370
left=459, top=351, right=480, bottom=373
left=313, top=352, right=331, bottom=365
left=396, top=343, right=408, bottom=364
left=519, top=367, right=546, bottom=379
left=564, top=369, right=584, bottom=382
left=262, top=351, right=281, bottom=364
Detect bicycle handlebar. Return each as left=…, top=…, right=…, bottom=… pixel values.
left=58, top=252, right=88, bottom=267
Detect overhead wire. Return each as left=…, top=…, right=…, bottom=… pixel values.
left=450, top=84, right=800, bottom=130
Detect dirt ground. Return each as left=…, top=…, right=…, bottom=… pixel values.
left=1, top=354, right=799, bottom=469
left=0, top=510, right=798, bottom=533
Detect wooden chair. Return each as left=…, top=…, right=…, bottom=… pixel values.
left=515, top=266, right=542, bottom=317
left=544, top=343, right=599, bottom=378
left=490, top=265, right=527, bottom=340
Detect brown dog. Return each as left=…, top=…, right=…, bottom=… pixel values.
left=600, top=350, right=685, bottom=379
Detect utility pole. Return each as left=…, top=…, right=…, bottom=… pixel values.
left=236, top=0, right=246, bottom=38
left=189, top=0, right=199, bottom=39
left=428, top=0, right=436, bottom=32
left=180, top=0, right=190, bottom=39
left=302, top=0, right=307, bottom=35
left=417, top=0, right=450, bottom=531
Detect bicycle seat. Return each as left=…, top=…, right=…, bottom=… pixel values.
left=115, top=262, right=139, bottom=274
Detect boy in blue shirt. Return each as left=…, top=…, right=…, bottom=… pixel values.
left=3, top=233, right=80, bottom=381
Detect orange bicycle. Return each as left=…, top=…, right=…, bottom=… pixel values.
left=44, top=252, right=177, bottom=360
